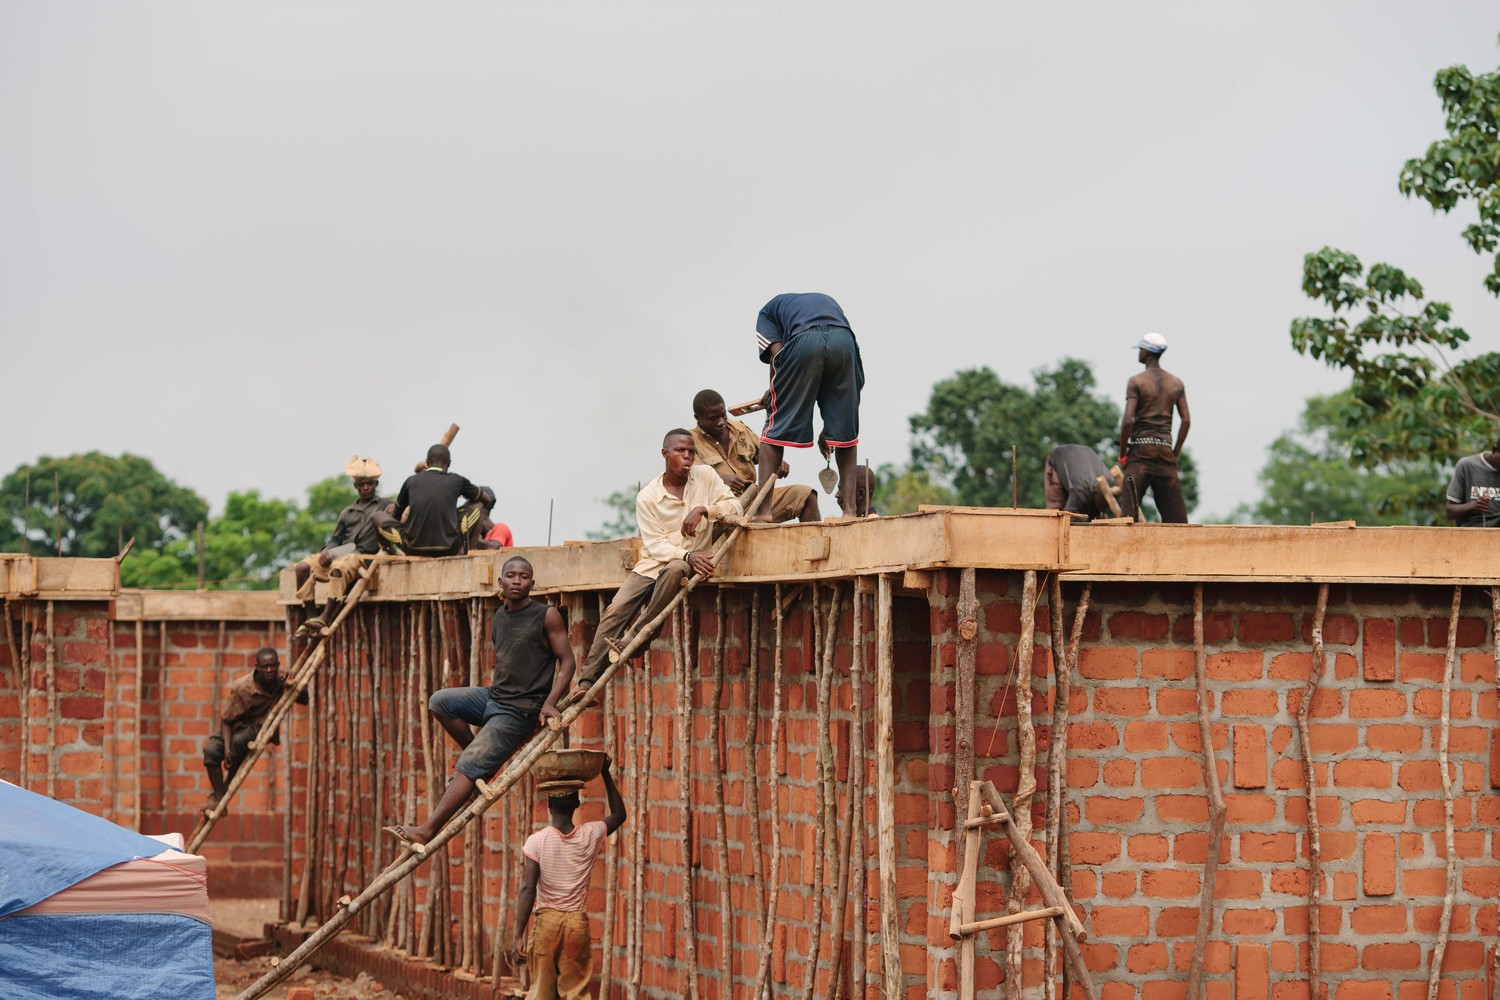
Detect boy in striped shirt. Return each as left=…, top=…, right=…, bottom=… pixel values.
left=510, top=758, right=627, bottom=999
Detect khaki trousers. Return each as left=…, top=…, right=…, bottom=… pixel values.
left=525, top=908, right=592, bottom=1000
left=579, top=560, right=691, bottom=682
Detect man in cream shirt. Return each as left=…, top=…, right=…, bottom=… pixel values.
left=575, top=428, right=743, bottom=687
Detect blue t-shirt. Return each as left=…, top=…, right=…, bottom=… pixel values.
left=755, top=293, right=852, bottom=363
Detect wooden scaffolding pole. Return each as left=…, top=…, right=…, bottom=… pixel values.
left=234, top=479, right=776, bottom=1000
left=1187, top=584, right=1226, bottom=1000
left=1428, top=585, right=1462, bottom=1000
left=1007, top=571, right=1039, bottom=1000
left=876, top=573, right=902, bottom=1000
left=954, top=569, right=979, bottom=999
left=1295, top=583, right=1330, bottom=999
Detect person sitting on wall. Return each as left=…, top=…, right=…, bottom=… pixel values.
left=292, top=456, right=390, bottom=640
left=383, top=556, right=574, bottom=849
left=509, top=760, right=626, bottom=999
left=573, top=429, right=743, bottom=689
left=466, top=487, right=515, bottom=550
left=370, top=444, right=486, bottom=556
left=1444, top=435, right=1500, bottom=528
left=690, top=388, right=820, bottom=523
left=203, top=647, right=306, bottom=812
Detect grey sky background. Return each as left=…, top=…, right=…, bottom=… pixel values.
left=3, top=2, right=1498, bottom=545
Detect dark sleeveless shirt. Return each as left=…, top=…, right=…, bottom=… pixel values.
left=489, top=600, right=557, bottom=712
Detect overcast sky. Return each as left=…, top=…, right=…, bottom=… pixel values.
left=3, top=2, right=1497, bottom=543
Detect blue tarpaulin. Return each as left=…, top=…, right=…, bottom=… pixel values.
left=0, top=780, right=175, bottom=918
left=0, top=782, right=215, bottom=999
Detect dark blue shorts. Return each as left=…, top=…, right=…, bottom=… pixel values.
left=763, top=325, right=863, bottom=449
left=428, top=686, right=538, bottom=781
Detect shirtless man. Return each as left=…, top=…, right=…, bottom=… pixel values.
left=1118, top=333, right=1191, bottom=523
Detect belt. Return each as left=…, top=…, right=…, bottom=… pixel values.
left=1129, top=437, right=1172, bottom=448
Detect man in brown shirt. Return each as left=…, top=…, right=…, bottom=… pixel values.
left=690, top=389, right=820, bottom=523
left=1118, top=332, right=1191, bottom=523
left=202, top=647, right=305, bottom=810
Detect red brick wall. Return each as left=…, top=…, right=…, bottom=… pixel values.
left=108, top=617, right=293, bottom=897
left=0, top=601, right=292, bottom=898
left=928, top=575, right=1500, bottom=1000
left=12, top=573, right=1499, bottom=998
left=0, top=600, right=111, bottom=814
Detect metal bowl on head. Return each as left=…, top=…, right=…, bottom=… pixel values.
left=531, top=748, right=607, bottom=786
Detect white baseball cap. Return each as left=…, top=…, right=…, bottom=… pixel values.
left=1134, top=332, right=1168, bottom=354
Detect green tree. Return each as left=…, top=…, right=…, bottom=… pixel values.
left=587, top=488, right=638, bottom=541
left=119, top=477, right=354, bottom=590
left=909, top=360, right=1121, bottom=509
left=1290, top=57, right=1500, bottom=465
left=1233, top=394, right=1441, bottom=526
left=871, top=464, right=958, bottom=515
left=0, top=453, right=207, bottom=557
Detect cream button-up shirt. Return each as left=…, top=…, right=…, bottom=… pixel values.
left=632, top=465, right=744, bottom=580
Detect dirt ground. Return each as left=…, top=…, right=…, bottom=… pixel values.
left=211, top=898, right=409, bottom=1000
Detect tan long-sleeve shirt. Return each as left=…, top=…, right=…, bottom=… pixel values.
left=632, top=466, right=742, bottom=580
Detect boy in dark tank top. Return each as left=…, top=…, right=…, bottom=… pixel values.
left=385, top=556, right=576, bottom=848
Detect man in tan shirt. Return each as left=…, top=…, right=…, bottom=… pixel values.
left=575, top=429, right=744, bottom=687
left=690, top=388, right=820, bottom=523
left=1118, top=332, right=1191, bottom=523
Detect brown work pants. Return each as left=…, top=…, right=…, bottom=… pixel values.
left=293, top=552, right=366, bottom=602
left=579, top=561, right=691, bottom=682
left=525, top=908, right=592, bottom=1000
left=1120, top=444, right=1187, bottom=524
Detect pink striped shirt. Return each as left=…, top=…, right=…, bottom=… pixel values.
left=522, top=820, right=608, bottom=911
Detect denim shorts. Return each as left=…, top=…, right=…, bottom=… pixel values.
left=428, top=686, right=539, bottom=780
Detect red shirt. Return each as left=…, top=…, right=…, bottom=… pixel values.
left=485, top=522, right=513, bottom=546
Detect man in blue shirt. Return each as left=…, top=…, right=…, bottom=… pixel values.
left=754, top=292, right=865, bottom=518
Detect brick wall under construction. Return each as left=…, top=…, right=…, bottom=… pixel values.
left=4, top=569, right=1500, bottom=1000
left=0, top=597, right=292, bottom=897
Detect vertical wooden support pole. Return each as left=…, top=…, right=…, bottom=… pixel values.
left=876, top=574, right=902, bottom=1000
left=1059, top=584, right=1090, bottom=1000
left=1007, top=571, right=1039, bottom=1000
left=134, top=619, right=144, bottom=830
left=745, top=588, right=767, bottom=955
left=806, top=586, right=842, bottom=1000
left=45, top=601, right=56, bottom=799
left=105, top=609, right=117, bottom=822
left=754, top=584, right=788, bottom=1000
left=3, top=600, right=26, bottom=792
left=1491, top=588, right=1500, bottom=1000
left=1428, top=585, right=1462, bottom=1000
left=672, top=607, right=701, bottom=1000
left=846, top=587, right=870, bottom=1000
left=709, top=588, right=733, bottom=998
left=601, top=603, right=617, bottom=999
left=951, top=782, right=984, bottom=1000
left=630, top=620, right=651, bottom=1000
left=1188, top=584, right=1226, bottom=1000
left=157, top=621, right=167, bottom=817
left=831, top=585, right=863, bottom=1000
left=954, top=570, right=980, bottom=1000
left=953, top=570, right=979, bottom=856
left=1043, top=576, right=1067, bottom=1000
left=1296, top=584, right=1329, bottom=999
left=281, top=612, right=295, bottom=924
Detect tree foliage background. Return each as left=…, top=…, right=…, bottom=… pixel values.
left=1282, top=55, right=1500, bottom=522
left=0, top=452, right=355, bottom=589
left=885, top=358, right=1198, bottom=517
